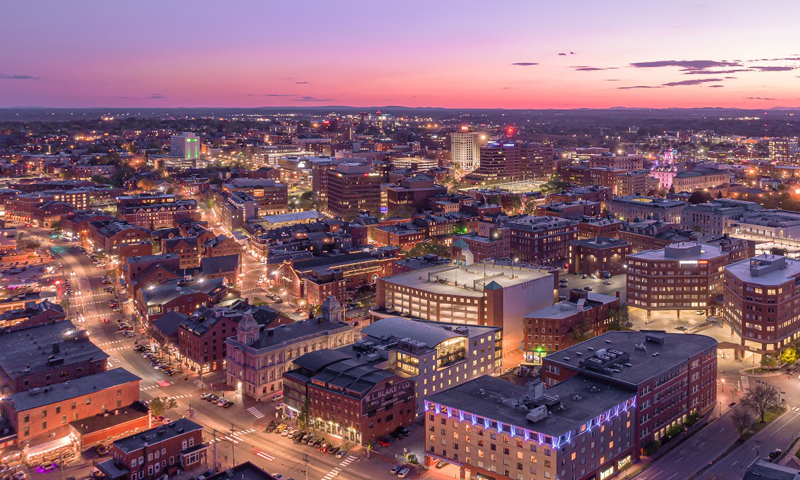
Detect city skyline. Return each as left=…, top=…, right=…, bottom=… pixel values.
left=2, top=0, right=800, bottom=109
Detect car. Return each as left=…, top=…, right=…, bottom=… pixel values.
left=200, top=392, right=213, bottom=400
left=377, top=437, right=391, bottom=447
left=390, top=465, right=402, bottom=475
left=272, top=394, right=284, bottom=402
left=558, top=295, right=567, bottom=301
left=435, top=460, right=448, bottom=469
left=207, top=394, right=220, bottom=403
left=603, top=280, right=612, bottom=285
left=319, top=443, right=329, bottom=453
left=13, top=472, right=26, bottom=480
left=312, top=438, right=323, bottom=446
left=102, top=318, right=109, bottom=323
left=271, top=475, right=284, bottom=480
left=95, top=444, right=109, bottom=455
left=335, top=449, right=347, bottom=458
left=391, top=426, right=410, bottom=439
left=397, top=467, right=411, bottom=478
left=328, top=446, right=340, bottom=455
left=769, top=449, right=783, bottom=460
left=583, top=286, right=592, bottom=291
left=123, top=331, right=135, bottom=337
left=282, top=428, right=291, bottom=437
left=696, top=310, right=704, bottom=315
left=581, top=274, right=588, bottom=279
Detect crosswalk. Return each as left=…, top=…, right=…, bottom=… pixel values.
left=255, top=451, right=275, bottom=462
left=247, top=407, right=265, bottom=418
left=339, top=456, right=356, bottom=467
left=322, top=468, right=341, bottom=480
left=790, top=407, right=800, bottom=414
left=209, top=428, right=258, bottom=445
left=97, top=340, right=126, bottom=347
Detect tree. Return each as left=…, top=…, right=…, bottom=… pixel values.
left=608, top=305, right=629, bottom=331
left=406, top=241, right=450, bottom=258
left=568, top=318, right=594, bottom=344
left=308, top=304, right=322, bottom=318
left=730, top=407, right=754, bottom=439
left=505, top=196, right=522, bottom=214
left=781, top=347, right=797, bottom=365
left=742, top=384, right=782, bottom=423
left=770, top=247, right=788, bottom=256
left=687, top=191, right=713, bottom=205
left=148, top=396, right=178, bottom=418
left=761, top=353, right=779, bottom=369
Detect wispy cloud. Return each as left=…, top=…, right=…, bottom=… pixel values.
left=683, top=69, right=751, bottom=75
left=0, top=73, right=39, bottom=80
left=745, top=96, right=776, bottom=100
left=264, top=93, right=293, bottom=97
left=630, top=60, right=742, bottom=71
left=619, top=77, right=725, bottom=89
left=148, top=93, right=166, bottom=99
left=750, top=65, right=797, bottom=72
left=662, top=78, right=723, bottom=87
left=708, top=85, right=724, bottom=88
left=511, top=62, right=539, bottom=66
left=618, top=85, right=663, bottom=90
left=295, top=81, right=309, bottom=84
left=605, top=79, right=621, bottom=82
left=573, top=66, right=618, bottom=71
left=296, top=96, right=334, bottom=102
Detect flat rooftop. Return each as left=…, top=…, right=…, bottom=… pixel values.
left=382, top=263, right=553, bottom=298
left=628, top=242, right=726, bottom=261
left=6, top=368, right=140, bottom=412
left=427, top=375, right=634, bottom=438
left=362, top=317, right=499, bottom=350
left=545, top=331, right=717, bottom=387
left=113, top=418, right=202, bottom=454
left=0, top=320, right=108, bottom=380
left=726, top=254, right=800, bottom=286
left=524, top=292, right=618, bottom=320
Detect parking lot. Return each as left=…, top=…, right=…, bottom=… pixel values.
left=557, top=271, right=627, bottom=302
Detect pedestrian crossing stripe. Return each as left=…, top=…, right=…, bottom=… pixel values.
left=248, top=407, right=265, bottom=418
left=322, top=468, right=341, bottom=480
left=791, top=407, right=800, bottom=413
left=339, top=456, right=356, bottom=467
left=256, top=452, right=274, bottom=461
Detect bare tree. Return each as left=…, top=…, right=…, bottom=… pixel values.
left=730, top=407, right=754, bottom=439
left=741, top=384, right=782, bottom=423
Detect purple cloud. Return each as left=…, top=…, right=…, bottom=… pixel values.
left=573, top=66, right=618, bottom=71
left=708, top=85, right=724, bottom=88
left=296, top=96, right=334, bottom=102
left=618, top=85, right=663, bottom=90
left=630, top=60, right=742, bottom=71
left=295, top=81, right=309, bottom=84
left=683, top=69, right=752, bottom=75
left=511, top=62, right=539, bottom=66
left=750, top=65, right=797, bottom=72
left=662, top=78, right=724, bottom=87
left=148, top=94, right=166, bottom=99
left=0, top=73, right=38, bottom=80
left=264, top=93, right=293, bottom=97
left=745, top=96, right=776, bottom=100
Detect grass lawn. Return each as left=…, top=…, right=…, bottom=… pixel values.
left=743, top=405, right=787, bottom=440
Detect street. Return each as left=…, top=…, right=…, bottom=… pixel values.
left=26, top=227, right=440, bottom=480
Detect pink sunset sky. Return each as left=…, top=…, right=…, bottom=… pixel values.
left=2, top=0, right=799, bottom=109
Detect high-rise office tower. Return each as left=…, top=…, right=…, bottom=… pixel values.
left=170, top=132, right=200, bottom=160
left=449, top=131, right=486, bottom=173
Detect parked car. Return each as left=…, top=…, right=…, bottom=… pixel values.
left=377, top=437, right=391, bottom=447
left=335, top=449, right=347, bottom=458
left=397, top=467, right=411, bottom=479
left=390, top=465, right=402, bottom=475
left=770, top=449, right=783, bottom=460
left=435, top=460, right=448, bottom=469
left=391, top=426, right=410, bottom=439
left=602, top=280, right=612, bottom=285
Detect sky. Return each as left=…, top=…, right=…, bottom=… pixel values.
left=1, top=0, right=799, bottom=109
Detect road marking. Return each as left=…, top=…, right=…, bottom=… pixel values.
left=247, top=407, right=265, bottom=418
left=224, top=436, right=239, bottom=444
left=732, top=461, right=738, bottom=466
left=339, top=456, right=357, bottom=467
left=666, top=474, right=678, bottom=480
left=256, top=452, right=274, bottom=461
left=699, top=442, right=705, bottom=447
left=322, top=468, right=341, bottom=479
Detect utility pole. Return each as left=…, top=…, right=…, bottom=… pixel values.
left=212, top=429, right=218, bottom=471
left=302, top=454, right=309, bottom=480
left=230, top=423, right=236, bottom=466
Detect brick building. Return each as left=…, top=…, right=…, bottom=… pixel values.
left=87, top=220, right=152, bottom=255
left=326, top=163, right=386, bottom=220
left=542, top=331, right=718, bottom=455
left=723, top=255, right=800, bottom=357
left=1, top=368, right=140, bottom=449
left=577, top=217, right=621, bottom=239
left=0, top=321, right=108, bottom=395
left=100, top=418, right=207, bottom=480
left=283, top=349, right=415, bottom=445
left=136, top=278, right=228, bottom=328
left=522, top=289, right=619, bottom=364
left=450, top=234, right=510, bottom=262
left=69, top=401, right=150, bottom=452
left=163, top=236, right=200, bottom=270
left=505, top=215, right=578, bottom=265
left=225, top=297, right=356, bottom=401
left=627, top=242, right=730, bottom=317
left=568, top=236, right=631, bottom=276
left=536, top=200, right=601, bottom=219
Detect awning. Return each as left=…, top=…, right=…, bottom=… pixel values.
left=23, top=436, right=72, bottom=458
